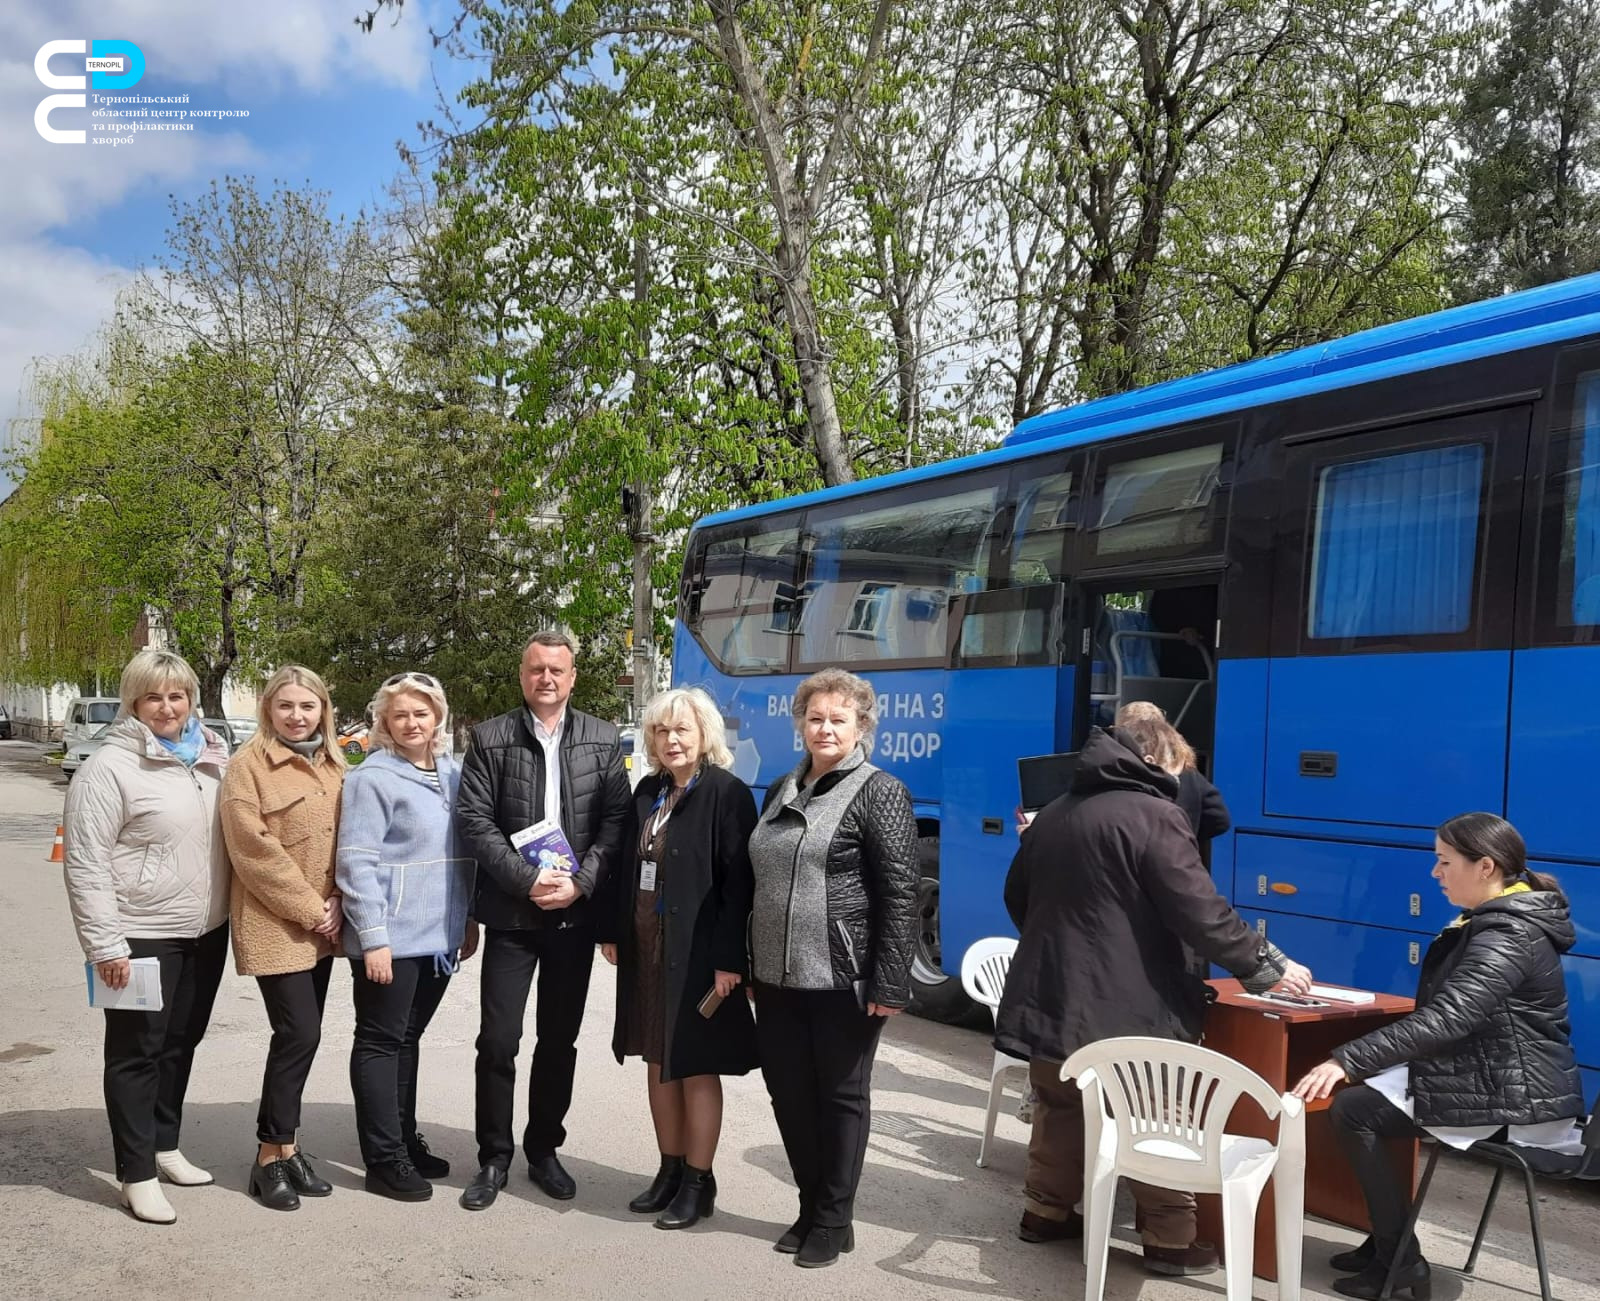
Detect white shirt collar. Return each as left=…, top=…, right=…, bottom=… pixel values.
left=529, top=707, right=567, bottom=743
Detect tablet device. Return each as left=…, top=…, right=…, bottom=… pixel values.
left=1017, top=751, right=1080, bottom=813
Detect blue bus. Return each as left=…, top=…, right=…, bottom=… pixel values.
left=671, top=273, right=1600, bottom=1101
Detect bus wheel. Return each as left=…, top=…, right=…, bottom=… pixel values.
left=907, top=838, right=982, bottom=1026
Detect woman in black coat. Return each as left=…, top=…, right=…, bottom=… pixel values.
left=598, top=686, right=757, bottom=1230
left=1294, top=812, right=1586, bottom=1301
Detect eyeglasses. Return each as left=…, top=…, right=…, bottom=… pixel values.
left=383, top=672, right=441, bottom=689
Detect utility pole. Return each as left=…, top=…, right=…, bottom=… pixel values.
left=625, top=187, right=655, bottom=723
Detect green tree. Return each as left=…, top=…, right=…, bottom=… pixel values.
left=2, top=332, right=274, bottom=714
left=958, top=0, right=1463, bottom=414
left=1455, top=0, right=1600, bottom=299
left=284, top=181, right=552, bottom=728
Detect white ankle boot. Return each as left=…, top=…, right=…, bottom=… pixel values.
left=155, top=1149, right=213, bottom=1186
left=121, top=1178, right=177, bottom=1224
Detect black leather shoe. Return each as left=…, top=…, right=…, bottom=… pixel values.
left=655, top=1165, right=715, bottom=1230
left=629, top=1155, right=684, bottom=1213
left=1330, top=1237, right=1377, bottom=1273
left=460, top=1164, right=508, bottom=1211
left=795, top=1224, right=854, bottom=1268
left=405, top=1132, right=450, bottom=1180
left=365, top=1156, right=432, bottom=1202
left=248, top=1159, right=300, bottom=1211
left=1018, top=1210, right=1083, bottom=1242
left=1332, top=1258, right=1432, bottom=1300
left=527, top=1152, right=577, bottom=1200
left=283, top=1151, right=332, bottom=1197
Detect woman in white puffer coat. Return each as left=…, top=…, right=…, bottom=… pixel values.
left=63, top=649, right=232, bottom=1225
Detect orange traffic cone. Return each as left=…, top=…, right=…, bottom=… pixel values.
left=48, top=825, right=65, bottom=863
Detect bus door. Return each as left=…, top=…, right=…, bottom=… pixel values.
left=1074, top=578, right=1222, bottom=774
left=933, top=461, right=1078, bottom=983
left=1266, top=407, right=1527, bottom=833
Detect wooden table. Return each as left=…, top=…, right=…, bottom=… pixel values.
left=1194, top=979, right=1416, bottom=1281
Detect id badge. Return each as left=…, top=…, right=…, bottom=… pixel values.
left=639, top=860, right=658, bottom=891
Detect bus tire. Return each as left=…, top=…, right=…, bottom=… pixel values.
left=906, top=836, right=985, bottom=1027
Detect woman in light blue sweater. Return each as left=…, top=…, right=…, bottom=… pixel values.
left=336, top=672, right=477, bottom=1202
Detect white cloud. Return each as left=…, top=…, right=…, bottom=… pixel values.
left=0, top=0, right=441, bottom=496
left=0, top=240, right=134, bottom=496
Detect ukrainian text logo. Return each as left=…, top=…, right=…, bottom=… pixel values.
left=33, top=40, right=248, bottom=146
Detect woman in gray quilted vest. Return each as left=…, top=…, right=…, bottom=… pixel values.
left=336, top=672, right=478, bottom=1203
left=747, top=667, right=919, bottom=1268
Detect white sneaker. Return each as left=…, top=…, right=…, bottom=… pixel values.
left=155, top=1149, right=213, bottom=1186
left=121, top=1178, right=177, bottom=1224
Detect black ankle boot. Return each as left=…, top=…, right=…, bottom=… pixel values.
left=1332, top=1258, right=1432, bottom=1300
left=629, top=1155, right=684, bottom=1213
left=1330, top=1237, right=1376, bottom=1273
left=775, top=1208, right=813, bottom=1253
left=654, top=1164, right=715, bottom=1229
left=795, top=1223, right=854, bottom=1268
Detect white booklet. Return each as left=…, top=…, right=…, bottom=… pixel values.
left=86, top=957, right=164, bottom=1011
left=1307, top=984, right=1376, bottom=1005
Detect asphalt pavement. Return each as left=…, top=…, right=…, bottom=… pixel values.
left=0, top=737, right=1592, bottom=1299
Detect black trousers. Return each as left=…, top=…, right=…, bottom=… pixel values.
left=103, top=924, right=228, bottom=1183
left=1329, top=1084, right=1431, bottom=1266
left=255, top=957, right=333, bottom=1144
left=474, top=925, right=595, bottom=1169
left=754, top=983, right=886, bottom=1230
left=350, top=956, right=452, bottom=1166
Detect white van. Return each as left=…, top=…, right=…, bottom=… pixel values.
left=64, top=697, right=120, bottom=747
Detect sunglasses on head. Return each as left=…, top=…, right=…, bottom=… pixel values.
left=383, top=672, right=441, bottom=689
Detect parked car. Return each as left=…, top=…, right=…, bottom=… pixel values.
left=0, top=704, right=12, bottom=740
left=202, top=718, right=241, bottom=753
left=337, top=720, right=370, bottom=757
left=619, top=725, right=643, bottom=790
left=227, top=716, right=259, bottom=746
left=61, top=722, right=113, bottom=778
left=64, top=697, right=120, bottom=748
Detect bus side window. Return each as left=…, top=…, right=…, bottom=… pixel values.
left=1008, top=469, right=1075, bottom=585
left=797, top=481, right=1001, bottom=669
left=1306, top=444, right=1485, bottom=642
left=1558, top=370, right=1600, bottom=634
left=685, top=522, right=803, bottom=674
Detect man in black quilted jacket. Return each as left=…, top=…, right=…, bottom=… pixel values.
left=455, top=630, right=631, bottom=1210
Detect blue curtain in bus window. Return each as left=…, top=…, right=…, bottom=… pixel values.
left=1571, top=373, right=1600, bottom=625
left=1309, top=444, right=1484, bottom=640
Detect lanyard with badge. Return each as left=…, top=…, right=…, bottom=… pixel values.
left=640, top=772, right=697, bottom=911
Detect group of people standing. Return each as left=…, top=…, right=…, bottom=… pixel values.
left=62, top=635, right=918, bottom=1270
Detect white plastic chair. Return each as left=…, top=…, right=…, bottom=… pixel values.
left=960, top=937, right=1026, bottom=1168
left=1061, top=1035, right=1305, bottom=1301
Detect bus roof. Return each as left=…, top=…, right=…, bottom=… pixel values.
left=696, top=272, right=1600, bottom=529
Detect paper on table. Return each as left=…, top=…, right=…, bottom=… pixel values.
left=1306, top=984, right=1376, bottom=1005
left=86, top=957, right=164, bottom=1011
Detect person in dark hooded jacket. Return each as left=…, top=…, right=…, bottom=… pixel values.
left=1293, top=812, right=1585, bottom=1301
left=995, top=718, right=1311, bottom=1276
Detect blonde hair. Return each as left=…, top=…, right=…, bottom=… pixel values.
left=791, top=667, right=879, bottom=737
left=1113, top=712, right=1189, bottom=775
left=1115, top=700, right=1196, bottom=771
left=640, top=687, right=733, bottom=774
left=246, top=664, right=346, bottom=767
left=118, top=649, right=199, bottom=725
left=368, top=672, right=451, bottom=757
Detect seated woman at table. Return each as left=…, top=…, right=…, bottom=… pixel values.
left=1293, top=812, right=1586, bottom=1301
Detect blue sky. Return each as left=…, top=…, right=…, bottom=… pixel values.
left=0, top=0, right=477, bottom=497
